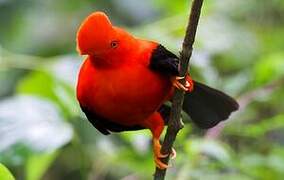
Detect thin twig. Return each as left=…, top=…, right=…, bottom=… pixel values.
left=153, top=0, right=204, bottom=179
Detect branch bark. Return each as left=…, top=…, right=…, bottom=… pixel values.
left=153, top=0, right=204, bottom=179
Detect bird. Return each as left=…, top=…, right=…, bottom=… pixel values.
left=76, top=11, right=239, bottom=169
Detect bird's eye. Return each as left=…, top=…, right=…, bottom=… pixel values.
left=110, top=40, right=119, bottom=48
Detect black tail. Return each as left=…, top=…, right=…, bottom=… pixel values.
left=182, top=81, right=239, bottom=129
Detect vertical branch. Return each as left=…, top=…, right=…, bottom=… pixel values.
left=153, top=0, right=204, bottom=179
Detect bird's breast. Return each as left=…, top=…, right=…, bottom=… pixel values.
left=77, top=59, right=172, bottom=125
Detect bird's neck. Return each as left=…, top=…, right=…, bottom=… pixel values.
left=89, top=54, right=127, bottom=69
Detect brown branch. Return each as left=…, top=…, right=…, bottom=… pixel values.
left=153, top=0, right=204, bottom=179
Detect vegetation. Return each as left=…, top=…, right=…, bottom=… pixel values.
left=0, top=0, right=284, bottom=179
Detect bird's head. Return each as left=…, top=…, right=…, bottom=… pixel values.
left=76, top=11, right=136, bottom=60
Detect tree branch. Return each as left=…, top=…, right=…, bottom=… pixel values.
left=153, top=0, right=204, bottom=179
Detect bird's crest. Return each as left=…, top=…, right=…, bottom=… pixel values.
left=76, top=11, right=114, bottom=55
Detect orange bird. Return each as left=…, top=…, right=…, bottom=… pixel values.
left=76, top=12, right=239, bottom=169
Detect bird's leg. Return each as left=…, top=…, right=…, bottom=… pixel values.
left=171, top=75, right=194, bottom=92
left=142, top=112, right=176, bottom=169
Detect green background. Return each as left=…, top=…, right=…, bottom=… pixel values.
left=0, top=0, right=284, bottom=179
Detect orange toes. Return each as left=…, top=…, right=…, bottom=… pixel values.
left=185, top=75, right=194, bottom=92
left=153, top=138, right=170, bottom=169
left=171, top=76, right=193, bottom=92
left=154, top=156, right=169, bottom=169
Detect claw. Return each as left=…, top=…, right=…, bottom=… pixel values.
left=185, top=81, right=190, bottom=88
left=170, top=148, right=177, bottom=160
left=176, top=76, right=184, bottom=80
left=171, top=75, right=194, bottom=92
left=171, top=76, right=189, bottom=91
left=155, top=157, right=169, bottom=169
left=185, top=75, right=194, bottom=92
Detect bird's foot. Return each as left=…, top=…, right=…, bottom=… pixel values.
left=171, top=76, right=193, bottom=92
left=153, top=138, right=168, bottom=169
left=153, top=139, right=177, bottom=169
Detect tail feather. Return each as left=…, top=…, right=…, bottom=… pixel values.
left=182, top=81, right=239, bottom=129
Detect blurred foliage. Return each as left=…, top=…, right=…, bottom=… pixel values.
left=0, top=0, right=284, bottom=180
left=0, top=163, right=15, bottom=180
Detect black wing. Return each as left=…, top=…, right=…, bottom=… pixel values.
left=182, top=81, right=239, bottom=128
left=149, top=44, right=179, bottom=76
left=80, top=105, right=145, bottom=135
left=159, top=81, right=239, bottom=129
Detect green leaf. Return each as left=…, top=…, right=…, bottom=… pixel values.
left=16, top=70, right=79, bottom=117
left=0, top=163, right=15, bottom=180
left=26, top=151, right=59, bottom=180
left=154, top=0, right=188, bottom=14
left=17, top=71, right=57, bottom=101
left=254, top=53, right=284, bottom=86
